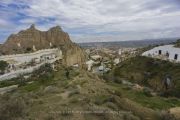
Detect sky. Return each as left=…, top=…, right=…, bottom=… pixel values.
left=0, top=0, right=180, bottom=43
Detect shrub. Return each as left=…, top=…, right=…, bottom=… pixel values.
left=0, top=60, right=8, bottom=72
left=69, top=97, right=79, bottom=103
left=60, top=107, right=73, bottom=116
left=175, top=39, right=180, bottom=48
left=26, top=47, right=32, bottom=52
left=160, top=111, right=176, bottom=120
left=114, top=90, right=122, bottom=97
left=94, top=95, right=116, bottom=105
left=105, top=102, right=118, bottom=110
left=143, top=87, right=153, bottom=97
left=68, top=90, right=80, bottom=98
left=17, top=75, right=27, bottom=87
left=123, top=113, right=140, bottom=120
left=0, top=97, right=27, bottom=120
left=114, top=77, right=122, bottom=84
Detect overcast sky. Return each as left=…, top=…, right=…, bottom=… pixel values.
left=0, top=0, right=180, bottom=43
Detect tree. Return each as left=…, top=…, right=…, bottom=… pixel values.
left=26, top=47, right=32, bottom=53
left=175, top=39, right=180, bottom=47
left=0, top=61, right=8, bottom=71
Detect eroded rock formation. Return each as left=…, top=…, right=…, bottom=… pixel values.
left=0, top=24, right=86, bottom=68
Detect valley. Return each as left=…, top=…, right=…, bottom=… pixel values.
left=0, top=26, right=180, bottom=120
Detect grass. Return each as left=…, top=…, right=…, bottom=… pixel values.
left=0, top=65, right=168, bottom=120
left=113, top=56, right=180, bottom=97
left=108, top=82, right=180, bottom=110
left=93, top=94, right=115, bottom=105
left=0, top=80, right=18, bottom=88
left=20, top=81, right=41, bottom=92
left=19, top=73, right=57, bottom=92
left=18, top=66, right=84, bottom=93
left=68, top=90, right=80, bottom=98
left=0, top=76, right=29, bottom=88
left=0, top=97, right=28, bottom=120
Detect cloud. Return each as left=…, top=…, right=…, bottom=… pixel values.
left=0, top=0, right=180, bottom=43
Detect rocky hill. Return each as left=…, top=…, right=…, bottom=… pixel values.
left=0, top=65, right=164, bottom=120
left=0, top=24, right=86, bottom=68
left=113, top=56, right=180, bottom=97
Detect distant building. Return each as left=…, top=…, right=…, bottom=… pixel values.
left=98, top=65, right=105, bottom=71
left=0, top=48, right=62, bottom=73
left=85, top=49, right=91, bottom=55
left=91, top=55, right=102, bottom=61
left=0, top=48, right=62, bottom=65
left=142, top=45, right=180, bottom=62
left=0, top=48, right=63, bottom=81
left=86, top=60, right=94, bottom=71
left=119, top=48, right=136, bottom=55
left=114, top=58, right=120, bottom=65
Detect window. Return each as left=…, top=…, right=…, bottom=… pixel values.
left=166, top=52, right=169, bottom=58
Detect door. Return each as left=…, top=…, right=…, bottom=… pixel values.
left=159, top=50, right=162, bottom=55
left=174, top=54, right=178, bottom=60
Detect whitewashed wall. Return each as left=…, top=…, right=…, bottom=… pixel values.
left=0, top=56, right=61, bottom=81
left=142, top=45, right=180, bottom=62
left=0, top=48, right=62, bottom=65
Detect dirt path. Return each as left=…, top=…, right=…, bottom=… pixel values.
left=0, top=85, right=18, bottom=94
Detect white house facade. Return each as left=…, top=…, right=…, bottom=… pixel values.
left=0, top=48, right=63, bottom=81
left=0, top=48, right=62, bottom=66
left=142, top=45, right=180, bottom=62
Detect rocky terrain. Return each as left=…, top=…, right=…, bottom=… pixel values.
left=0, top=64, right=164, bottom=120
left=0, top=50, right=179, bottom=120
left=113, top=56, right=180, bottom=94
left=0, top=24, right=86, bottom=68
left=0, top=25, right=179, bottom=120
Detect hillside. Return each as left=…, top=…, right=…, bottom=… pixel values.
left=0, top=63, right=164, bottom=120
left=0, top=26, right=179, bottom=119
left=113, top=56, right=180, bottom=97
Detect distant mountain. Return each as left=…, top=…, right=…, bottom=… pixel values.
left=0, top=24, right=86, bottom=67
left=79, top=38, right=179, bottom=48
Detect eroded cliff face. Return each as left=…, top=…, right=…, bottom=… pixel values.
left=0, top=24, right=86, bottom=68
left=1, top=24, right=71, bottom=54
left=62, top=43, right=86, bottom=67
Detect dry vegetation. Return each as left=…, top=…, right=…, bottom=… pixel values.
left=0, top=62, right=178, bottom=120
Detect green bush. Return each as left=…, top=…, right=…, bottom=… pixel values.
left=113, top=56, right=180, bottom=98
left=143, top=88, right=153, bottom=97
left=26, top=47, right=32, bottom=52
left=0, top=60, right=8, bottom=71
left=114, top=90, right=122, bottom=97
left=94, top=95, right=115, bottom=105
left=175, top=39, right=180, bottom=47
left=17, top=75, right=27, bottom=87
left=114, top=77, right=122, bottom=84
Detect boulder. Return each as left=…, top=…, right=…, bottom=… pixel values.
left=169, top=107, right=180, bottom=119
